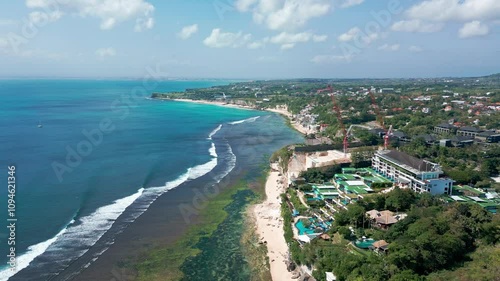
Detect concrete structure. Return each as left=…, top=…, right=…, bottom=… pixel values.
left=372, top=150, right=453, bottom=195
left=434, top=123, right=456, bottom=134
left=450, top=136, right=474, bottom=147
left=476, top=131, right=500, bottom=143
left=391, top=131, right=411, bottom=142
left=326, top=272, right=337, bottom=281
left=457, top=126, right=482, bottom=137
left=305, top=150, right=351, bottom=169
left=379, top=88, right=395, bottom=94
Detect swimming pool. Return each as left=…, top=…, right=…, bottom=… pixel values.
left=295, top=220, right=316, bottom=235
left=355, top=238, right=375, bottom=249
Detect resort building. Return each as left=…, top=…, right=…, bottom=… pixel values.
left=448, top=185, right=499, bottom=213
left=309, top=168, right=393, bottom=210
left=434, top=123, right=456, bottom=134
left=366, top=210, right=407, bottom=229
left=457, top=126, right=482, bottom=137
left=476, top=131, right=500, bottom=143
left=372, top=150, right=453, bottom=195
left=370, top=240, right=390, bottom=253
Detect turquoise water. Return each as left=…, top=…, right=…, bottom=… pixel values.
left=295, top=220, right=316, bottom=235
left=355, top=239, right=375, bottom=249
left=0, top=79, right=275, bottom=279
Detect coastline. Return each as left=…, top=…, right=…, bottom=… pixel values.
left=158, top=97, right=309, bottom=135
left=157, top=96, right=301, bottom=281
left=251, top=170, right=294, bottom=281
left=62, top=97, right=301, bottom=281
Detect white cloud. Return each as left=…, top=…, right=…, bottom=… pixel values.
left=96, top=47, right=116, bottom=57
left=338, top=27, right=361, bottom=42
left=312, top=34, right=328, bottom=42
left=270, top=32, right=312, bottom=44
left=203, top=28, right=252, bottom=48
left=406, top=0, right=500, bottom=22
left=0, top=19, right=17, bottom=26
left=235, top=0, right=258, bottom=12
left=409, top=45, right=423, bottom=52
left=177, top=24, right=199, bottom=40
left=248, top=41, right=266, bottom=49
left=234, top=0, right=330, bottom=31
left=459, top=20, right=489, bottom=38
left=340, top=0, right=364, bottom=8
left=257, top=55, right=278, bottom=62
left=28, top=10, right=63, bottom=25
left=25, top=0, right=155, bottom=31
left=135, top=17, right=154, bottom=32
left=269, top=31, right=327, bottom=49
left=280, top=43, right=295, bottom=50
left=0, top=38, right=9, bottom=49
left=378, top=44, right=400, bottom=51
left=338, top=27, right=379, bottom=44
left=391, top=20, right=443, bottom=33
left=311, top=54, right=352, bottom=64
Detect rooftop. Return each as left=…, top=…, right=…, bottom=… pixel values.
left=377, top=150, right=440, bottom=173
left=436, top=123, right=456, bottom=129
left=372, top=240, right=389, bottom=249
left=478, top=131, right=500, bottom=137
left=458, top=126, right=482, bottom=132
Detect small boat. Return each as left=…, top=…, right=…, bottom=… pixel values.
left=37, top=121, right=43, bottom=128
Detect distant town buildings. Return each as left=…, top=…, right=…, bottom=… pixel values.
left=433, top=124, right=500, bottom=144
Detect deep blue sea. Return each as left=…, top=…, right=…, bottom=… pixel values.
left=0, top=80, right=299, bottom=280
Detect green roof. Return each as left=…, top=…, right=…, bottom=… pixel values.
left=335, top=174, right=357, bottom=181
left=453, top=185, right=484, bottom=196
left=342, top=168, right=357, bottom=173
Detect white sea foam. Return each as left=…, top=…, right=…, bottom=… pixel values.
left=208, top=124, right=222, bottom=140
left=0, top=219, right=75, bottom=281
left=3, top=136, right=229, bottom=280
left=188, top=143, right=218, bottom=180
left=228, top=116, right=260, bottom=125
left=0, top=188, right=143, bottom=281
left=209, top=142, right=217, bottom=158
left=214, top=142, right=237, bottom=183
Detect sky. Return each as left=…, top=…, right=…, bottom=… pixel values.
left=0, top=0, right=498, bottom=79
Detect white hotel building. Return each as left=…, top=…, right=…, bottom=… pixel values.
left=372, top=150, right=453, bottom=195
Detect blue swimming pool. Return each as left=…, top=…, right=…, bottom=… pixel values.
left=355, top=238, right=375, bottom=249
left=295, top=220, right=316, bottom=235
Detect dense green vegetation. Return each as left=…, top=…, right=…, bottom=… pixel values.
left=299, top=165, right=342, bottom=183
left=401, top=140, right=500, bottom=188
left=284, top=188, right=500, bottom=281
left=270, top=146, right=294, bottom=172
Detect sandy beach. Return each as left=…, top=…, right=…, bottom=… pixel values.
left=165, top=98, right=308, bottom=135
left=265, top=107, right=310, bottom=135
left=253, top=171, right=294, bottom=281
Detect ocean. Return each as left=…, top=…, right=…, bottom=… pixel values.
left=0, top=79, right=303, bottom=280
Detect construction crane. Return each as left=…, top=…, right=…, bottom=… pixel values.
left=369, top=92, right=393, bottom=149
left=317, top=85, right=349, bottom=156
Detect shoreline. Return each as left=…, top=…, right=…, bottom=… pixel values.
left=65, top=98, right=300, bottom=281
left=155, top=97, right=309, bottom=135
left=251, top=170, right=294, bottom=281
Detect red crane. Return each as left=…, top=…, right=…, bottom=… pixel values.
left=318, top=85, right=349, bottom=155
left=369, top=92, right=392, bottom=150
